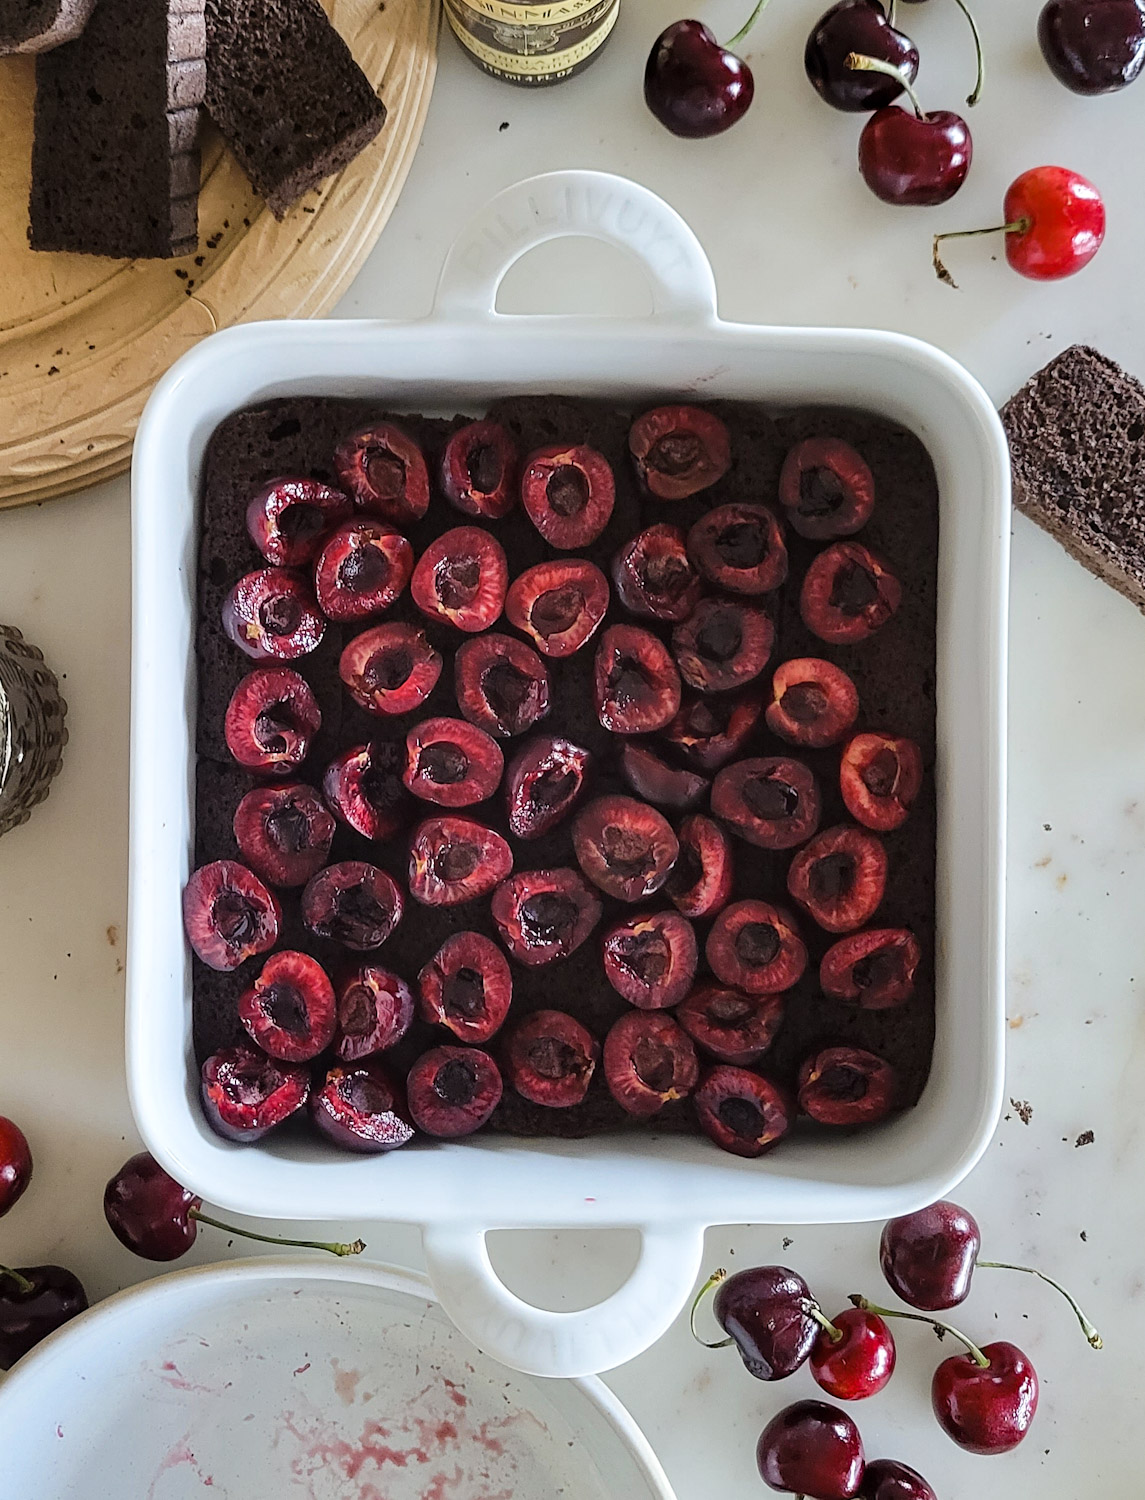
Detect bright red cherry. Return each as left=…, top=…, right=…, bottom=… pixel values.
left=932, top=1340, right=1039, bottom=1454
left=810, top=1306, right=896, bottom=1401
left=0, top=1117, right=32, bottom=1218
left=933, top=166, right=1104, bottom=286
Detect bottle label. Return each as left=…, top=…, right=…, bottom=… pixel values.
left=445, top=0, right=618, bottom=79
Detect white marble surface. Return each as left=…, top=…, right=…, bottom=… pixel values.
left=0, top=0, right=1140, bottom=1493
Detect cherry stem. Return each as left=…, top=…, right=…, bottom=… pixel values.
left=0, top=1265, right=36, bottom=1296
left=188, top=1208, right=365, bottom=1259
left=951, top=0, right=985, bottom=107
left=845, top=53, right=924, bottom=119
left=803, top=1301, right=844, bottom=1344
left=689, top=1268, right=734, bottom=1350
left=931, top=218, right=1030, bottom=288
left=849, top=1294, right=990, bottom=1368
left=726, top=0, right=773, bottom=51
left=978, top=1262, right=1103, bottom=1350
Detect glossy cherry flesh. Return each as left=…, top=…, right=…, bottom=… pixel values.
left=334, top=421, right=430, bottom=525
left=246, top=477, right=351, bottom=567
left=411, top=526, right=508, bottom=633
left=1039, top=0, right=1145, bottom=95
left=757, top=1400, right=865, bottom=1498
left=407, top=1046, right=503, bottom=1136
left=521, top=444, right=615, bottom=549
left=694, top=1068, right=793, bottom=1157
left=810, top=1306, right=896, bottom=1401
left=706, top=900, right=808, bottom=994
left=311, top=1061, right=415, bottom=1153
left=644, top=20, right=755, bottom=139
left=0, top=1117, right=32, bottom=1217
left=441, top=419, right=519, bottom=519
left=182, top=859, right=281, bottom=971
left=408, top=815, right=513, bottom=905
left=505, top=734, right=591, bottom=839
left=417, top=930, right=513, bottom=1043
left=200, top=1046, right=310, bottom=1143
left=239, top=949, right=336, bottom=1061
left=0, top=1265, right=88, bottom=1369
left=225, top=667, right=320, bottom=775
left=602, top=909, right=698, bottom=1008
left=603, top=1009, right=700, bottom=1116
left=503, top=1009, right=599, bottom=1106
left=491, top=868, right=602, bottom=965
left=779, top=437, right=874, bottom=539
left=677, top=984, right=784, bottom=1065
left=628, top=406, right=732, bottom=497
left=767, top=658, right=859, bottom=749
left=798, top=1046, right=897, bottom=1126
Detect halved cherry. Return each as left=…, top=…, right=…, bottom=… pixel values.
left=602, top=910, right=698, bottom=1009
left=712, top=757, right=821, bottom=850
left=233, top=782, right=335, bottom=887
left=411, top=526, right=508, bottom=633
left=800, top=542, right=901, bottom=645
left=491, top=868, right=602, bottom=966
left=797, top=1046, right=897, bottom=1127
left=441, top=419, right=519, bottom=520
left=787, top=825, right=887, bottom=933
left=222, top=568, right=325, bottom=662
left=778, top=437, right=875, bottom=540
left=662, top=693, right=762, bottom=772
left=666, top=813, right=734, bottom=918
left=629, top=405, right=731, bottom=499
left=182, top=860, right=281, bottom=972
left=340, top=622, right=442, bottom=716
left=572, top=794, right=679, bottom=902
left=694, top=1066, right=793, bottom=1157
left=200, top=1046, right=309, bottom=1144
left=506, top=560, right=610, bottom=658
left=612, top=524, right=703, bottom=621
left=687, top=504, right=788, bottom=595
left=238, top=950, right=336, bottom=1062
left=224, top=668, right=321, bottom=776
left=407, top=1046, right=503, bottom=1137
left=766, top=658, right=859, bottom=750
left=313, top=520, right=413, bottom=622
left=323, top=741, right=409, bottom=843
left=455, top=633, right=550, bottom=738
left=301, top=861, right=404, bottom=950
left=403, top=717, right=504, bottom=807
left=407, top=816, right=513, bottom=905
left=593, top=624, right=681, bottom=733
left=520, top=444, right=615, bottom=548
left=310, top=1060, right=415, bottom=1153
left=335, top=966, right=415, bottom=1060
left=677, top=984, right=785, bottom=1066
left=505, top=735, right=592, bottom=840
left=820, top=929, right=920, bottom=1009
left=334, top=421, right=430, bottom=525
left=246, top=477, right=352, bottom=567
left=706, top=900, right=807, bottom=994
left=604, top=1011, right=699, bottom=1117
left=503, top=1009, right=599, bottom=1107
left=672, top=598, right=774, bottom=694
left=417, top=931, right=513, bottom=1044
left=840, top=732, right=923, bottom=831
left=619, top=743, right=708, bottom=809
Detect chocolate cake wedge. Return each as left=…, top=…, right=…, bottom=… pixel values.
left=1003, top=344, right=1145, bottom=612
left=0, top=0, right=95, bottom=54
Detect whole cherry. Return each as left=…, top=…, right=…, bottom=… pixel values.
left=756, top=1399, right=865, bottom=1498
left=0, top=1116, right=32, bottom=1217
left=644, top=0, right=767, bottom=138
left=693, top=1265, right=819, bottom=1381
left=0, top=1265, right=88, bottom=1369
left=805, top=0, right=920, bottom=112
left=854, top=56, right=972, bottom=207
left=809, top=1305, right=896, bottom=1401
left=859, top=1459, right=936, bottom=1500
left=1039, top=0, right=1145, bottom=95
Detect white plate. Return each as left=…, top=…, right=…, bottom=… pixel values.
left=0, top=1257, right=675, bottom=1499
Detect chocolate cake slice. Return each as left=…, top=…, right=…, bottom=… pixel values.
left=0, top=0, right=95, bottom=54
left=30, top=0, right=206, bottom=259
left=1003, top=345, right=1145, bottom=612
left=203, top=0, right=386, bottom=220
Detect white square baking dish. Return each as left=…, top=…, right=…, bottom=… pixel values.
left=128, top=171, right=1009, bottom=1380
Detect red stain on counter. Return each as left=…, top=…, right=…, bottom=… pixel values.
left=146, top=1436, right=216, bottom=1497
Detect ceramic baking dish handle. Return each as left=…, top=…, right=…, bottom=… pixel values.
left=433, top=169, right=719, bottom=325
left=422, top=1220, right=707, bottom=1379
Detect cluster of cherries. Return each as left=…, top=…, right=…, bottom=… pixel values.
left=644, top=0, right=1112, bottom=286
left=696, top=1198, right=1102, bottom=1498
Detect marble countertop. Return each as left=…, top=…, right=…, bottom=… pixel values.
left=0, top=0, right=1138, bottom=1493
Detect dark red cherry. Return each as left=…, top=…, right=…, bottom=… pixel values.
left=521, top=444, right=615, bottom=548
left=238, top=949, right=336, bottom=1061
left=602, top=909, right=698, bottom=1008
left=505, top=734, right=592, bottom=840
left=323, top=740, right=409, bottom=843
left=407, top=1046, right=503, bottom=1136
left=417, top=930, right=513, bottom=1044
left=787, top=825, right=887, bottom=932
left=800, top=542, right=901, bottom=645
left=506, top=559, right=610, bottom=658
left=798, top=1046, right=897, bottom=1126
left=200, top=1045, right=310, bottom=1143
left=340, top=622, right=443, bottom=716
left=687, top=503, right=787, bottom=595
left=706, top=900, right=807, bottom=993
left=310, top=1060, right=415, bottom=1153
left=810, top=1307, right=896, bottom=1401
left=232, top=781, right=335, bottom=887
left=0, top=1265, right=87, bottom=1369
left=334, top=421, right=430, bottom=525
left=677, top=984, right=783, bottom=1066
left=779, top=437, right=875, bottom=539
left=572, top=794, right=679, bottom=902
left=672, top=598, right=774, bottom=694
left=932, top=1340, right=1038, bottom=1454
left=805, top=0, right=919, bottom=111
left=246, top=477, right=352, bottom=567
left=666, top=813, right=734, bottom=918
left=695, top=1067, right=794, bottom=1157
left=411, top=526, right=508, bottom=633
left=756, top=1399, right=865, bottom=1498
left=840, top=733, right=923, bottom=831
left=644, top=21, right=755, bottom=139
left=403, top=716, right=504, bottom=807
left=491, top=868, right=602, bottom=966
left=455, top=633, right=550, bottom=738
left=619, top=742, right=709, bottom=809
left=503, top=1009, right=599, bottom=1107
left=767, top=659, right=859, bottom=750
left=712, top=1265, right=818, bottom=1377
left=628, top=405, right=732, bottom=495
left=103, top=1152, right=199, bottom=1261
left=441, top=419, right=519, bottom=519
left=225, top=667, right=321, bottom=775
left=612, top=523, right=703, bottom=622
left=314, top=520, right=413, bottom=622
left=859, top=1459, right=937, bottom=1500
left=821, top=928, right=920, bottom=1008
left=712, top=757, right=820, bottom=850
left=335, top=966, right=415, bottom=1060
left=301, top=861, right=403, bottom=950
left=222, top=568, right=325, bottom=662
left=663, top=692, right=763, bottom=771
left=603, top=1010, right=699, bottom=1117
left=880, top=1200, right=981, bottom=1311
left=182, top=860, right=281, bottom=971
left=859, top=105, right=972, bottom=208
left=593, top=624, right=682, bottom=733
left=408, top=815, right=513, bottom=905
left=1038, top=0, right=1145, bottom=95
left=0, top=1118, right=32, bottom=1218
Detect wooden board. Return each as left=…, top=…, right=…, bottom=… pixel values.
left=0, top=0, right=439, bottom=509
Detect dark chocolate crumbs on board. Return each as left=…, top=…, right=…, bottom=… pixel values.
left=1076, top=1130, right=1094, bottom=1147
left=1010, top=1098, right=1033, bottom=1125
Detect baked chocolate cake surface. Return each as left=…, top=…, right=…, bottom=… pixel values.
left=0, top=0, right=95, bottom=54
left=194, top=397, right=938, bottom=1143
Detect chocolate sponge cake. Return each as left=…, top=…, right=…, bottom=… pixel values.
left=0, top=0, right=95, bottom=54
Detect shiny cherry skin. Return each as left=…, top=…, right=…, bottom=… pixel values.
left=931, top=1340, right=1038, bottom=1454
left=859, top=106, right=972, bottom=206
left=0, top=1265, right=88, bottom=1369
left=810, top=1307, right=896, bottom=1401
left=1039, top=0, right=1145, bottom=94
left=859, top=1459, right=937, bottom=1500
left=1002, top=166, right=1105, bottom=280
left=880, top=1199, right=980, bottom=1310
left=805, top=0, right=920, bottom=112
left=0, top=1117, right=32, bottom=1217
left=104, top=1151, right=200, bottom=1262
left=714, top=1266, right=819, bottom=1381
left=645, top=20, right=754, bottom=138
left=757, top=1399, right=865, bottom=1498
